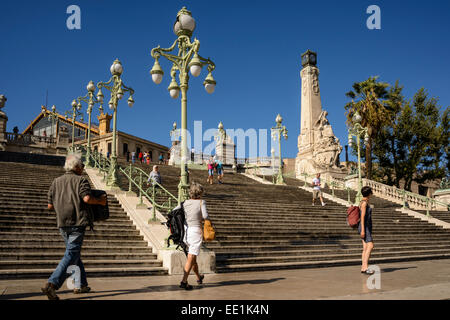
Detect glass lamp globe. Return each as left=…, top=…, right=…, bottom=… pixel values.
left=352, top=112, right=362, bottom=124
left=190, top=65, right=202, bottom=77
left=152, top=73, right=163, bottom=84
left=128, top=96, right=134, bottom=107
left=110, top=60, right=123, bottom=75
left=204, top=83, right=215, bottom=94
left=169, top=88, right=180, bottom=99
left=87, top=81, right=96, bottom=92
left=117, top=93, right=124, bottom=100
left=51, top=105, right=56, bottom=112
left=71, top=100, right=77, bottom=108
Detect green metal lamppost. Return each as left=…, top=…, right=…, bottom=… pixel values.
left=41, top=105, right=59, bottom=139
left=75, top=81, right=100, bottom=168
left=348, top=111, right=369, bottom=204
left=65, top=100, right=84, bottom=152
left=150, top=7, right=217, bottom=203
left=96, top=59, right=135, bottom=189
left=271, top=114, right=288, bottom=185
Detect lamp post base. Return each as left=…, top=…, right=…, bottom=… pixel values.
left=106, top=156, right=120, bottom=189
left=276, top=172, right=285, bottom=185
left=178, top=181, right=189, bottom=204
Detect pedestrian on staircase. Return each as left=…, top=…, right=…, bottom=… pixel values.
left=180, top=182, right=210, bottom=290
left=207, top=157, right=215, bottom=185
left=312, top=173, right=326, bottom=206
left=42, top=153, right=107, bottom=300
left=131, top=151, right=136, bottom=164
left=359, top=186, right=375, bottom=275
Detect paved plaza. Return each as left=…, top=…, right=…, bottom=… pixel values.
left=1, top=259, right=450, bottom=300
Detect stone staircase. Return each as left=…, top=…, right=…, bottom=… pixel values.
left=118, top=162, right=450, bottom=273
left=0, top=161, right=168, bottom=279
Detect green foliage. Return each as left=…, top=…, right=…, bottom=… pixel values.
left=345, top=76, right=391, bottom=179
left=370, top=85, right=449, bottom=191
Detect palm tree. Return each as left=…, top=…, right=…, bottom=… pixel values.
left=345, top=76, right=392, bottom=180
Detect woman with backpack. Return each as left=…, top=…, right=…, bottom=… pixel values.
left=359, top=186, right=375, bottom=275
left=180, top=182, right=211, bottom=290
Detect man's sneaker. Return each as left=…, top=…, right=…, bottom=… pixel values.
left=322, top=202, right=326, bottom=206
left=41, top=282, right=59, bottom=300
left=312, top=203, right=315, bottom=206
left=73, top=286, right=91, bottom=294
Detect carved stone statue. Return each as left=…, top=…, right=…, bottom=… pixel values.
left=0, top=95, right=6, bottom=109
left=440, top=177, right=450, bottom=190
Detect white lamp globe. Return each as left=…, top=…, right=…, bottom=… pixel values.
left=110, top=60, right=123, bottom=75
left=179, top=14, right=196, bottom=32
left=170, top=88, right=180, bottom=99
left=152, top=73, right=163, bottom=84
left=190, top=64, right=202, bottom=77
left=117, top=93, right=123, bottom=100
left=204, top=83, right=215, bottom=94
left=87, top=81, right=96, bottom=92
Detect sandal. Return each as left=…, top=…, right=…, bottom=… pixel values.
left=361, top=269, right=375, bottom=275
left=179, top=281, right=193, bottom=290
left=197, top=275, right=205, bottom=285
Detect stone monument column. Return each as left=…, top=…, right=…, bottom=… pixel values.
left=295, top=50, right=345, bottom=179
left=0, top=95, right=8, bottom=151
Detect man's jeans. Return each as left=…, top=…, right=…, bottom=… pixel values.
left=48, top=226, right=87, bottom=290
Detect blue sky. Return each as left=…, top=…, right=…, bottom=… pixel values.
left=1, top=0, right=449, bottom=159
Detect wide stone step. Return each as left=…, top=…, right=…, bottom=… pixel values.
left=0, top=239, right=149, bottom=247
left=0, top=252, right=157, bottom=260
left=0, top=231, right=144, bottom=241
left=0, top=245, right=152, bottom=253
left=0, top=266, right=168, bottom=279
left=214, top=244, right=450, bottom=258
left=0, top=259, right=163, bottom=270
left=0, top=218, right=135, bottom=228
left=216, top=254, right=450, bottom=273
left=0, top=226, right=141, bottom=235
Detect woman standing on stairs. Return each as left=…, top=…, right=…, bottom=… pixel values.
left=180, top=182, right=211, bottom=290
left=359, top=186, right=375, bottom=275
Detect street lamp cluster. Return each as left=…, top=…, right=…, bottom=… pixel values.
left=348, top=110, right=369, bottom=204
left=149, top=6, right=217, bottom=202
left=41, top=105, right=58, bottom=138
left=271, top=114, right=288, bottom=185
left=64, top=59, right=134, bottom=190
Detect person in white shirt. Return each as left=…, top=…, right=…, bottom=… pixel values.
left=312, top=173, right=325, bottom=206
left=180, top=182, right=211, bottom=290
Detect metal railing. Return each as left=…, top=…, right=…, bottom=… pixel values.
left=90, top=151, right=178, bottom=222
left=5, top=132, right=56, bottom=146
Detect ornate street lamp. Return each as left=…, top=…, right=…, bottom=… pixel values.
left=348, top=110, right=369, bottom=204
left=41, top=105, right=59, bottom=139
left=65, top=100, right=84, bottom=152
left=150, top=7, right=216, bottom=203
left=75, top=81, right=101, bottom=168
left=96, top=59, right=135, bottom=189
left=271, top=114, right=288, bottom=185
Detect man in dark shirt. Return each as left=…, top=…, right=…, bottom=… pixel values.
left=42, top=153, right=106, bottom=300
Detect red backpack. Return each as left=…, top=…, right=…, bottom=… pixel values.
left=347, top=205, right=361, bottom=228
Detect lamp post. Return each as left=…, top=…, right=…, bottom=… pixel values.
left=150, top=7, right=216, bottom=203
left=348, top=111, right=369, bottom=204
left=65, top=100, right=84, bottom=152
left=41, top=105, right=59, bottom=139
left=97, top=59, right=135, bottom=189
left=75, top=81, right=100, bottom=168
left=271, top=114, right=288, bottom=185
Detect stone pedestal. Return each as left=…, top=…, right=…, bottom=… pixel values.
left=215, top=140, right=235, bottom=165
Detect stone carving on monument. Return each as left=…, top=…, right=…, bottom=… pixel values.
left=0, top=95, right=8, bottom=151
left=215, top=121, right=236, bottom=166
left=295, top=50, right=346, bottom=178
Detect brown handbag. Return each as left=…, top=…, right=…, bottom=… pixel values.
left=201, top=200, right=215, bottom=241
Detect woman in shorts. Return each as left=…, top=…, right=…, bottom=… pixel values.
left=359, top=186, right=375, bottom=274
left=207, top=157, right=215, bottom=185
left=180, top=182, right=211, bottom=290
